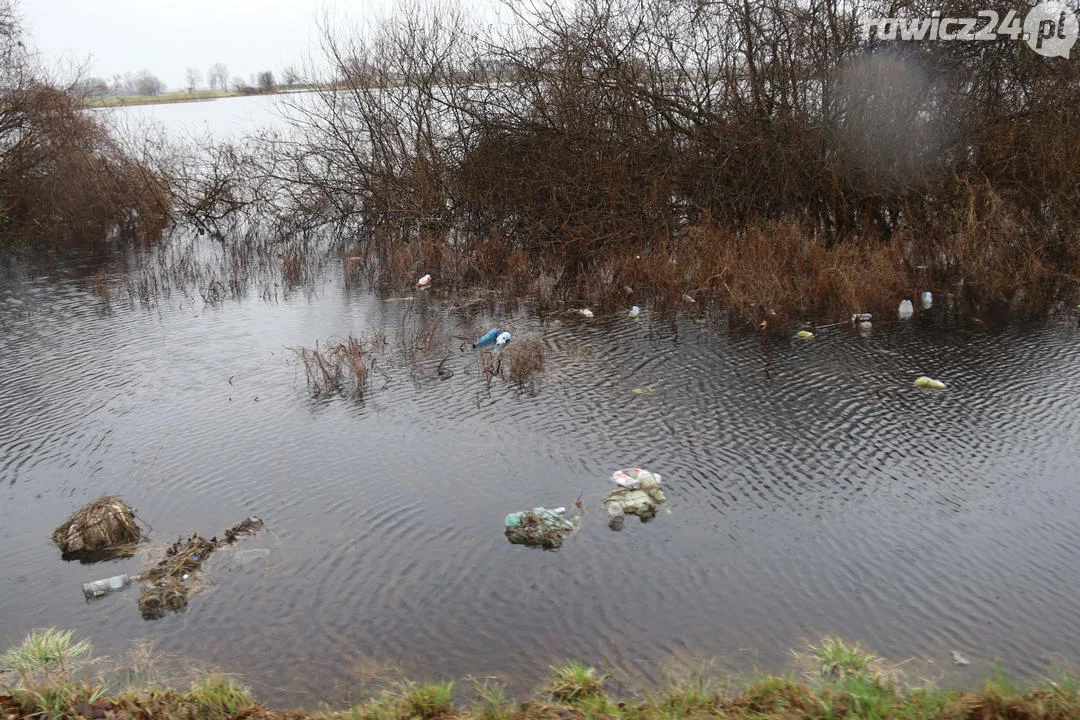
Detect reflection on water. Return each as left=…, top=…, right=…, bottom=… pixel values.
left=2, top=249, right=1080, bottom=706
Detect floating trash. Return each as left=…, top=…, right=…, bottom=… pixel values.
left=914, top=376, right=947, bottom=389
left=605, top=468, right=668, bottom=530
left=82, top=574, right=131, bottom=601
left=416, top=274, right=431, bottom=288
left=474, top=328, right=500, bottom=347
left=682, top=294, right=695, bottom=303
left=920, top=291, right=933, bottom=309
left=951, top=650, right=970, bottom=666
left=629, top=306, right=641, bottom=318
left=898, top=299, right=914, bottom=319
left=577, top=308, right=594, bottom=318
left=796, top=330, right=814, bottom=339
left=632, top=385, right=655, bottom=394
left=234, top=548, right=271, bottom=564
left=851, top=313, right=872, bottom=324
left=495, top=331, right=512, bottom=346
left=504, top=507, right=577, bottom=549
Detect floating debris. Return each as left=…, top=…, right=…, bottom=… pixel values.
left=629, top=306, right=641, bottom=318
left=898, top=299, right=914, bottom=319
left=495, top=331, right=512, bottom=346
left=474, top=328, right=500, bottom=347
left=914, top=376, right=947, bottom=390
left=632, top=386, right=655, bottom=394
left=796, top=330, right=814, bottom=339
left=682, top=294, right=696, bottom=303
left=416, top=274, right=431, bottom=288
left=137, top=516, right=264, bottom=620
left=52, top=496, right=143, bottom=562
left=504, top=507, right=577, bottom=549
left=577, top=308, right=594, bottom=318
left=951, top=650, right=970, bottom=666
left=921, top=291, right=934, bottom=309
left=605, top=468, right=668, bottom=530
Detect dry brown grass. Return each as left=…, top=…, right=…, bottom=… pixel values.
left=294, top=336, right=374, bottom=396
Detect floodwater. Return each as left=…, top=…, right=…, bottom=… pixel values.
left=3, top=96, right=1080, bottom=706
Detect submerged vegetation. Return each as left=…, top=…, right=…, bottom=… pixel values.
left=0, top=2, right=169, bottom=249
left=5, top=630, right=1080, bottom=720
left=165, top=0, right=1080, bottom=327
left=3, top=0, right=1079, bottom=327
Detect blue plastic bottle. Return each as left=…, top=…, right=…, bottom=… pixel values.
left=474, top=328, right=500, bottom=347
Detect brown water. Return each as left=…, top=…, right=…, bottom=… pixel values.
left=3, top=247, right=1080, bottom=705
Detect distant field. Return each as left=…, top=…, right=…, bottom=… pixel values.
left=84, top=89, right=241, bottom=107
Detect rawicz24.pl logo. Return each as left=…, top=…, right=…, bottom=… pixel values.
left=861, top=1, right=1079, bottom=57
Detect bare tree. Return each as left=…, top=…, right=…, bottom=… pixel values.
left=256, top=70, right=275, bottom=93
left=282, top=65, right=300, bottom=87
left=208, top=62, right=228, bottom=91
left=185, top=67, right=202, bottom=92
left=132, top=70, right=164, bottom=96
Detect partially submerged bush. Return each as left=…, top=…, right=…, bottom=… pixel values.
left=0, top=1, right=169, bottom=248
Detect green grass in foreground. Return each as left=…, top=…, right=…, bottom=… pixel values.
left=3, top=630, right=1080, bottom=720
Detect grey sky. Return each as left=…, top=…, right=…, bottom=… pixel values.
left=22, top=0, right=345, bottom=91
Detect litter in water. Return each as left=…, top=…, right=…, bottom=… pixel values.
left=605, top=468, right=668, bottom=530
left=82, top=574, right=131, bottom=601
left=951, top=651, right=970, bottom=666
left=495, top=331, right=512, bottom=346
left=632, top=386, right=655, bottom=394
left=898, top=299, right=914, bottom=319
left=796, top=330, right=814, bottom=339
left=629, top=306, right=641, bottom=318
left=682, top=294, right=696, bottom=303
left=921, top=291, right=933, bottom=309
left=504, top=506, right=578, bottom=550
left=234, top=548, right=271, bottom=564
left=474, top=328, right=500, bottom=347
left=416, top=274, right=431, bottom=288
left=914, top=376, right=947, bottom=389
left=577, top=308, right=594, bottom=318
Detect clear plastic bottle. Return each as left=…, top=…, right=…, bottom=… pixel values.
left=82, top=574, right=130, bottom=600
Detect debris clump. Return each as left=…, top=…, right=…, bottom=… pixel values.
left=51, top=496, right=143, bottom=562
left=504, top=507, right=577, bottom=550
left=137, top=517, right=264, bottom=620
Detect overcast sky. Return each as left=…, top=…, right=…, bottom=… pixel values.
left=22, top=0, right=348, bottom=91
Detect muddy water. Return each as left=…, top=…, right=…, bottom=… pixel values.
left=3, top=97, right=1080, bottom=705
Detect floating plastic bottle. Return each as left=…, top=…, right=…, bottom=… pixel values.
left=920, top=291, right=933, bottom=309
left=629, top=306, right=641, bottom=318
left=82, top=574, right=131, bottom=600
left=898, top=299, right=914, bottom=319
left=577, top=308, right=594, bottom=318
left=914, top=376, right=947, bottom=389
left=474, top=328, right=499, bottom=347
left=796, top=330, right=814, bottom=339
left=495, top=331, right=512, bottom=346
left=851, top=312, right=872, bottom=323
left=416, top=274, right=431, bottom=288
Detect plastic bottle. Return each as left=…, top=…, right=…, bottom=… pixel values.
left=920, top=291, right=933, bottom=309
left=851, top=312, right=872, bottom=323
left=416, top=274, right=431, bottom=288
left=474, top=328, right=499, bottom=347
left=898, top=299, right=914, bottom=319
left=495, top=331, right=512, bottom=346
left=82, top=574, right=131, bottom=600
left=629, top=306, right=641, bottom=318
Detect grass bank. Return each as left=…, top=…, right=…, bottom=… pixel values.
left=3, top=630, right=1080, bottom=720
left=83, top=89, right=243, bottom=108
